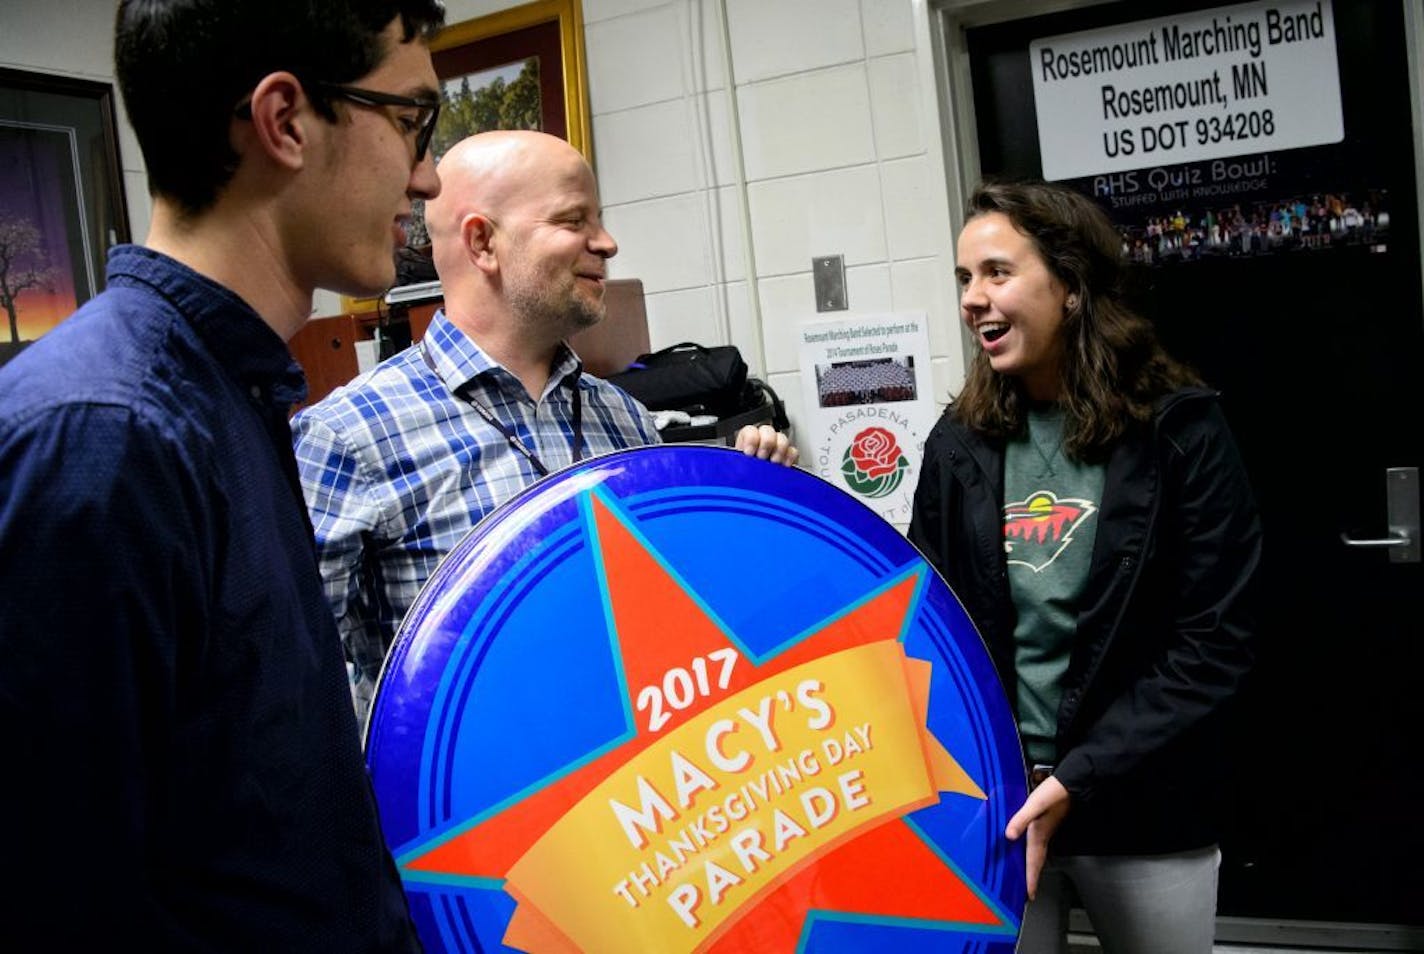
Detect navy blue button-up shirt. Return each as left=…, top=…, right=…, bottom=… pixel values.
left=0, top=246, right=419, bottom=950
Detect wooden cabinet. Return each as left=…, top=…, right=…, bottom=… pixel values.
left=286, top=312, right=369, bottom=412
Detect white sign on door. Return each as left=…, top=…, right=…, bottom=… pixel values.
left=1030, top=0, right=1342, bottom=180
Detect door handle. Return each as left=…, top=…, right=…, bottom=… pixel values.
left=1339, top=531, right=1411, bottom=548
left=1339, top=467, right=1420, bottom=563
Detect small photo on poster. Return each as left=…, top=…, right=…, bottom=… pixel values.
left=799, top=313, right=937, bottom=529
left=814, top=357, right=919, bottom=408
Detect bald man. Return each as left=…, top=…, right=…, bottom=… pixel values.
left=293, top=131, right=795, bottom=724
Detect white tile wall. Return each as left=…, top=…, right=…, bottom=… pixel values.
left=710, top=186, right=747, bottom=282
left=581, top=0, right=668, bottom=25
left=574, top=0, right=960, bottom=440
left=845, top=262, right=893, bottom=313
left=890, top=257, right=957, bottom=357
left=755, top=272, right=816, bottom=374
left=1, top=1, right=115, bottom=78
left=442, top=0, right=527, bottom=22
left=123, top=170, right=152, bottom=245
left=603, top=192, right=713, bottom=293
left=113, top=98, right=144, bottom=184
left=584, top=1, right=961, bottom=421
left=735, top=64, right=875, bottom=181
left=593, top=100, right=703, bottom=205
left=747, top=165, right=887, bottom=277
left=722, top=281, right=761, bottom=374
left=711, top=282, right=745, bottom=349
left=688, top=0, right=731, bottom=94
left=644, top=285, right=724, bottom=349
left=929, top=356, right=959, bottom=411
left=724, top=0, right=864, bottom=84
left=585, top=5, right=690, bottom=113
left=868, top=53, right=923, bottom=159
left=880, top=154, right=941, bottom=260
left=693, top=90, right=738, bottom=187
left=586, top=0, right=732, bottom=93
left=861, top=0, right=916, bottom=57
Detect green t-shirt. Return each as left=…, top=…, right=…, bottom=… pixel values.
left=1003, top=405, right=1105, bottom=764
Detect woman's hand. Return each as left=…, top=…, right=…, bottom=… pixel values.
left=1005, top=775, right=1071, bottom=899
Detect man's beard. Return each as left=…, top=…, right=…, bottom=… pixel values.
left=508, top=272, right=604, bottom=337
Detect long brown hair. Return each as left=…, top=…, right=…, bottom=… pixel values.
left=952, top=180, right=1200, bottom=460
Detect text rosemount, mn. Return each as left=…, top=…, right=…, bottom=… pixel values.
left=1030, top=1, right=1341, bottom=179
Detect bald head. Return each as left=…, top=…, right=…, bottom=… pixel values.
left=424, top=130, right=618, bottom=354
left=427, top=131, right=591, bottom=281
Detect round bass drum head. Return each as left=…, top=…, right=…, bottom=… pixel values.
left=367, top=445, right=1026, bottom=953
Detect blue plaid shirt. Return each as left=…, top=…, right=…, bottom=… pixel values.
left=292, top=309, right=659, bottom=721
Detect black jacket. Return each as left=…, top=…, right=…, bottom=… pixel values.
left=909, top=387, right=1261, bottom=854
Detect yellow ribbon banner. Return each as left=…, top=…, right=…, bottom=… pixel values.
left=502, top=640, right=966, bottom=953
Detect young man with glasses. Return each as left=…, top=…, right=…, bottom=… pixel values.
left=0, top=1, right=443, bottom=948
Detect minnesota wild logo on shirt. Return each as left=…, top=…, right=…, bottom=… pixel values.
left=1003, top=491, right=1098, bottom=573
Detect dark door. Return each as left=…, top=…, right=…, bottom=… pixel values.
left=959, top=0, right=1423, bottom=930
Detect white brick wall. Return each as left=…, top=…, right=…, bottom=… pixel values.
left=573, top=0, right=966, bottom=442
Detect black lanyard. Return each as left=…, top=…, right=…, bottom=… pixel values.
left=421, top=341, right=582, bottom=477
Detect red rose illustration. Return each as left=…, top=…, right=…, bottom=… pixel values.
left=849, top=427, right=903, bottom=479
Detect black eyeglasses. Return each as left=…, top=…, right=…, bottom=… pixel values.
left=312, top=82, right=441, bottom=162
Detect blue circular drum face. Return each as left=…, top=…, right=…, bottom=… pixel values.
left=367, top=446, right=1026, bottom=953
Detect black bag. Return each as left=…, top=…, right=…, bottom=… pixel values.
left=654, top=377, right=789, bottom=444
left=607, top=342, right=749, bottom=419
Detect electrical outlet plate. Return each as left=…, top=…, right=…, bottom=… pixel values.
left=813, top=254, right=847, bottom=312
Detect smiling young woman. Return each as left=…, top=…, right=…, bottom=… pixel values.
left=954, top=209, right=1072, bottom=402
left=910, top=179, right=1263, bottom=954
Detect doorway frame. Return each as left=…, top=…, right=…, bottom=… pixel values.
left=922, top=0, right=1424, bottom=948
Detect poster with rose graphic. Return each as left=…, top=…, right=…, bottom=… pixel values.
left=798, top=313, right=937, bottom=530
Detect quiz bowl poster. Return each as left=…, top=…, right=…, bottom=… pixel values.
left=366, top=446, right=1026, bottom=953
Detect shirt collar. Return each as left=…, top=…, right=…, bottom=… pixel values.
left=106, top=245, right=307, bottom=406
left=424, top=308, right=584, bottom=400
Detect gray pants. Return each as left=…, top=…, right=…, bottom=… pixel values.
left=1018, top=845, right=1221, bottom=954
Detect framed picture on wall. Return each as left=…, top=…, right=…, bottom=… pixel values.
left=430, top=0, right=592, bottom=161
left=0, top=68, right=130, bottom=365
left=343, top=0, right=593, bottom=313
